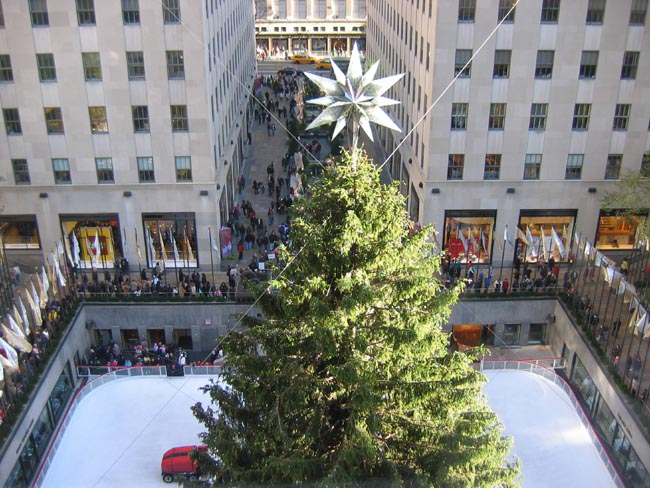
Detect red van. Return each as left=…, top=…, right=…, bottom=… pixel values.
left=161, top=445, right=207, bottom=483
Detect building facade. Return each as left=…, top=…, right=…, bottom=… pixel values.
left=367, top=0, right=650, bottom=266
left=254, top=0, right=366, bottom=58
left=0, top=0, right=256, bottom=273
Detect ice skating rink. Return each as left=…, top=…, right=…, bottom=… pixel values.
left=41, top=371, right=618, bottom=487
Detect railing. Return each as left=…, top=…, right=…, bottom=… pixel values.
left=481, top=359, right=625, bottom=488
left=32, top=366, right=223, bottom=487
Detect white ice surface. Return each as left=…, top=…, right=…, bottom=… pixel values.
left=42, top=371, right=618, bottom=487
left=483, top=370, right=617, bottom=488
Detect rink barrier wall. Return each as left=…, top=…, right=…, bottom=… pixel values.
left=481, top=359, right=625, bottom=488
left=31, top=366, right=223, bottom=488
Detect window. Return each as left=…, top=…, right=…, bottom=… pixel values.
left=95, top=158, right=114, bottom=183
left=76, top=0, right=96, bottom=25
left=29, top=0, right=49, bottom=26
left=493, top=50, right=511, bottom=78
left=88, top=106, right=108, bottom=133
left=489, top=103, right=506, bottom=130
left=630, top=0, right=648, bottom=24
left=454, top=49, right=472, bottom=77
left=126, top=51, right=145, bottom=79
left=605, top=154, right=622, bottom=179
left=82, top=52, right=102, bottom=81
left=166, top=50, right=185, bottom=79
left=613, top=104, right=631, bottom=130
left=36, top=53, right=56, bottom=81
left=122, top=0, right=140, bottom=24
left=3, top=108, right=21, bottom=134
left=529, top=103, right=548, bottom=130
left=535, top=50, right=554, bottom=78
left=541, top=0, right=560, bottom=23
left=498, top=0, right=516, bottom=22
left=175, top=156, right=192, bottom=182
left=586, top=0, right=605, bottom=23
left=132, top=106, right=149, bottom=132
left=52, top=158, right=71, bottom=184
left=458, top=0, right=475, bottom=22
left=171, top=105, right=188, bottom=131
left=565, top=154, right=584, bottom=179
left=451, top=103, right=468, bottom=130
left=524, top=154, right=542, bottom=180
left=641, top=151, right=650, bottom=177
left=484, top=154, right=501, bottom=180
left=572, top=103, right=591, bottom=130
left=579, top=51, right=598, bottom=79
left=137, top=157, right=155, bottom=182
left=162, top=0, right=180, bottom=22
left=0, top=54, right=13, bottom=81
left=447, top=154, right=464, bottom=180
left=44, top=107, right=64, bottom=134
left=0, top=1, right=4, bottom=27
left=12, top=159, right=30, bottom=184
left=621, top=51, right=639, bottom=79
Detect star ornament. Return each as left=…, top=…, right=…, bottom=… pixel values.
left=304, top=43, right=404, bottom=143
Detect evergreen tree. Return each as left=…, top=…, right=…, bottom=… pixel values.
left=192, top=151, right=519, bottom=487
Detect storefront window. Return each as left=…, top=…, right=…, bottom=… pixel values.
left=595, top=211, right=646, bottom=250
left=0, top=216, right=40, bottom=249
left=5, top=461, right=28, bottom=488
left=312, top=38, right=326, bottom=54
left=18, top=438, right=38, bottom=484
left=570, top=356, right=597, bottom=412
left=61, top=214, right=122, bottom=270
left=528, top=323, right=546, bottom=344
left=518, top=210, right=576, bottom=263
left=31, top=407, right=54, bottom=458
left=142, top=213, right=197, bottom=269
left=593, top=394, right=616, bottom=444
left=443, top=210, right=496, bottom=264
left=502, top=323, right=520, bottom=346
left=48, top=365, right=73, bottom=422
left=291, top=38, right=307, bottom=53
left=147, top=329, right=166, bottom=346
left=120, top=329, right=140, bottom=350
left=173, top=328, right=193, bottom=350
left=271, top=38, right=288, bottom=57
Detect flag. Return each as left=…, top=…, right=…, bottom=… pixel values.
left=551, top=226, right=566, bottom=258
left=469, top=227, right=480, bottom=253
left=526, top=226, right=537, bottom=257
left=185, top=234, right=195, bottom=262
left=504, top=225, right=513, bottom=247
left=516, top=226, right=529, bottom=246
left=158, top=227, right=168, bottom=263
left=18, top=297, right=29, bottom=332
left=172, top=231, right=180, bottom=261
left=13, top=305, right=24, bottom=334
left=1, top=323, right=32, bottom=353
left=30, top=281, right=43, bottom=325
left=41, top=265, right=50, bottom=294
left=135, top=228, right=143, bottom=263
left=37, top=271, right=48, bottom=308
left=57, top=239, right=65, bottom=257
left=540, top=226, right=548, bottom=259
left=0, top=351, right=18, bottom=372
left=51, top=252, right=66, bottom=287
left=457, top=226, right=469, bottom=253
left=71, top=231, right=81, bottom=267
left=0, top=337, right=19, bottom=368
left=7, top=315, right=25, bottom=339
left=481, top=231, right=487, bottom=252
left=92, top=229, right=101, bottom=262
left=210, top=228, right=219, bottom=252
left=146, top=227, right=156, bottom=266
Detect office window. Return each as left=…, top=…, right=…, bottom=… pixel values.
left=126, top=51, right=145, bottom=79
left=132, top=106, right=149, bottom=132
left=29, top=0, right=49, bottom=26
left=166, top=50, right=185, bottom=79
left=76, top=0, right=96, bottom=25
left=605, top=154, right=622, bottom=179
left=162, top=0, right=180, bottom=22
left=529, top=103, right=548, bottom=130
left=122, top=0, right=140, bottom=24
left=493, top=50, right=511, bottom=78
left=3, top=108, right=21, bottom=134
left=572, top=103, right=591, bottom=130
left=535, top=50, right=554, bottom=78
left=0, top=54, right=12, bottom=81
left=447, top=154, right=464, bottom=180
left=451, top=103, right=468, bottom=130
left=541, top=0, right=560, bottom=23
left=489, top=103, right=506, bottom=130
left=171, top=105, right=188, bottom=131
left=36, top=53, right=56, bottom=81
left=630, top=0, right=648, bottom=24
left=175, top=156, right=192, bottom=182
left=484, top=154, right=501, bottom=180
left=82, top=52, right=102, bottom=81
left=565, top=154, right=584, bottom=179
left=454, top=49, right=472, bottom=77
left=579, top=51, right=599, bottom=79
left=498, top=0, right=516, bottom=22
left=12, top=159, right=30, bottom=185
left=586, top=0, right=605, bottom=23
left=137, top=157, right=155, bottom=182
left=95, top=158, right=114, bottom=183
left=613, top=104, right=631, bottom=130
left=52, top=158, right=71, bottom=184
left=524, top=154, right=542, bottom=180
left=0, top=1, right=4, bottom=27
left=44, top=107, right=64, bottom=134
left=458, top=0, right=475, bottom=22
left=621, top=51, right=639, bottom=79
left=641, top=151, right=650, bottom=177
left=88, top=106, right=108, bottom=133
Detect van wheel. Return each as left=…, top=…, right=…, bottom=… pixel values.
left=162, top=473, right=174, bottom=483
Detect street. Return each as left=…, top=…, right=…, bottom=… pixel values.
left=256, top=58, right=330, bottom=77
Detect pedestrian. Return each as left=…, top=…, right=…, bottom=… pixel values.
left=237, top=241, right=244, bottom=260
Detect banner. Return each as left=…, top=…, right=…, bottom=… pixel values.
left=220, top=227, right=232, bottom=257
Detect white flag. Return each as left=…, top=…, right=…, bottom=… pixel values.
left=18, top=297, right=30, bottom=332
left=13, top=305, right=24, bottom=334
left=57, top=239, right=65, bottom=257
left=1, top=323, right=32, bottom=353
left=92, top=229, right=101, bottom=264
left=7, top=314, right=24, bottom=338
left=72, top=231, right=81, bottom=267
left=37, top=272, right=48, bottom=308
left=0, top=337, right=19, bottom=367
left=503, top=225, right=513, bottom=247
left=146, top=227, right=156, bottom=266
left=551, top=226, right=566, bottom=258
left=51, top=252, right=66, bottom=287
left=211, top=229, right=219, bottom=253
left=29, top=282, right=43, bottom=325
left=41, top=266, right=50, bottom=294
left=172, top=233, right=180, bottom=261
left=526, top=227, right=537, bottom=257
left=540, top=226, right=548, bottom=259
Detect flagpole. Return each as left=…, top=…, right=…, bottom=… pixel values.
left=82, top=227, right=92, bottom=272
left=183, top=227, right=189, bottom=269
left=209, top=227, right=215, bottom=288
left=134, top=228, right=142, bottom=277
left=97, top=227, right=107, bottom=277
left=499, top=225, right=507, bottom=282
left=170, top=227, right=178, bottom=283
left=122, top=227, right=130, bottom=282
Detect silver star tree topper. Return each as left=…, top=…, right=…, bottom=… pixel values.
left=304, top=43, right=404, bottom=167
